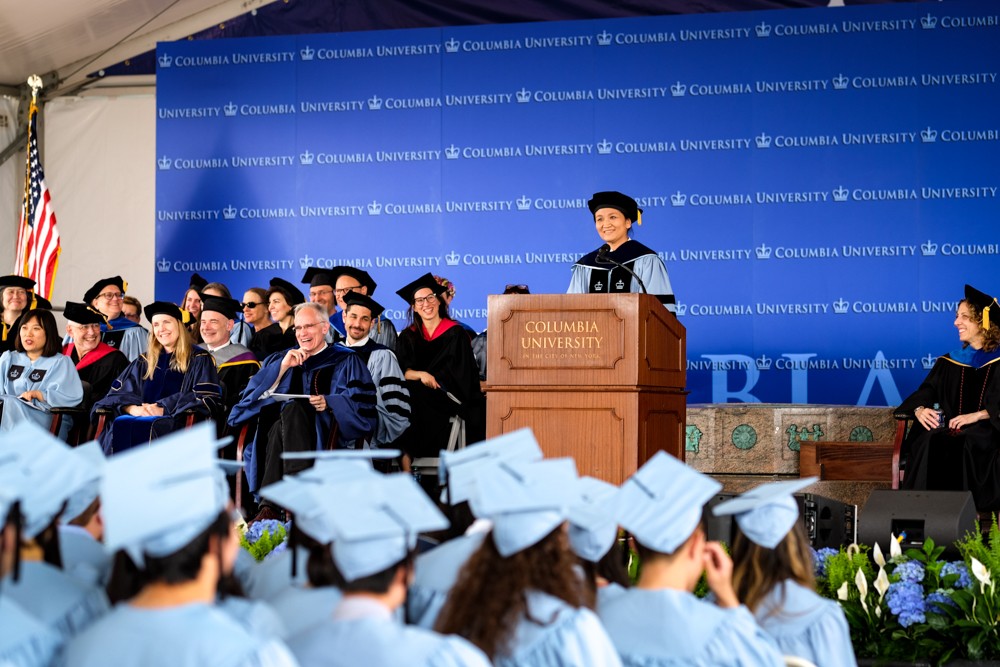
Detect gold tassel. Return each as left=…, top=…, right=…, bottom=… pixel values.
left=985, top=303, right=992, bottom=331
left=636, top=210, right=642, bottom=226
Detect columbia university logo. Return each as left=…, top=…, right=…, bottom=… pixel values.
left=157, top=258, right=171, bottom=273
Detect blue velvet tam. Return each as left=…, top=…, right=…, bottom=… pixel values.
left=326, top=473, right=449, bottom=581
left=616, top=451, right=722, bottom=555
left=441, top=428, right=544, bottom=506
left=568, top=476, right=622, bottom=563
left=712, top=477, right=818, bottom=549
left=100, top=422, right=228, bottom=567
left=0, top=421, right=100, bottom=539
left=61, top=441, right=106, bottom=524
left=472, top=457, right=578, bottom=558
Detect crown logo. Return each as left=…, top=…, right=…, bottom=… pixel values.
left=756, top=354, right=773, bottom=370
left=300, top=46, right=315, bottom=60
left=367, top=95, right=383, bottom=110
left=755, top=132, right=772, bottom=148
left=597, top=139, right=612, bottom=154
left=445, top=38, right=460, bottom=53
left=516, top=88, right=531, bottom=103
left=157, top=53, right=172, bottom=68
left=223, top=205, right=237, bottom=220
left=833, top=298, right=849, bottom=314
left=367, top=200, right=382, bottom=215
left=921, top=126, right=938, bottom=143
left=445, top=251, right=460, bottom=266
left=157, top=155, right=172, bottom=170
left=755, top=243, right=772, bottom=260
left=832, top=74, right=849, bottom=90
left=832, top=186, right=849, bottom=202
left=670, top=191, right=687, bottom=206
left=597, top=30, right=613, bottom=46
left=299, top=254, right=314, bottom=269
left=675, top=303, right=687, bottom=316
left=594, top=281, right=604, bottom=291
left=755, top=22, right=772, bottom=38
left=157, top=257, right=171, bottom=273
left=299, top=150, right=314, bottom=165
left=516, top=195, right=531, bottom=211
left=224, top=102, right=238, bottom=117
left=921, top=239, right=938, bottom=256
left=921, top=353, right=936, bottom=370
left=921, top=13, right=937, bottom=29
left=670, top=81, right=687, bottom=97
left=445, top=144, right=460, bottom=159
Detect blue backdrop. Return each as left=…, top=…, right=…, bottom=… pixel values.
left=155, top=1, right=999, bottom=406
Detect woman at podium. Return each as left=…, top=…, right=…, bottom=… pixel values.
left=567, top=191, right=676, bottom=312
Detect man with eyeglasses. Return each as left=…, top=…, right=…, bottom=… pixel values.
left=82, top=276, right=148, bottom=362
left=62, top=301, right=129, bottom=406
left=229, top=302, right=378, bottom=524
left=302, top=266, right=398, bottom=351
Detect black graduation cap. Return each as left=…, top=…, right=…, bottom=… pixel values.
left=200, top=296, right=241, bottom=320
left=587, top=191, right=642, bottom=225
left=269, top=277, right=305, bottom=306
left=32, top=295, right=52, bottom=310
left=83, top=276, right=126, bottom=303
left=396, top=272, right=447, bottom=305
left=342, top=292, right=385, bottom=320
left=64, top=302, right=107, bottom=326
left=328, top=266, right=378, bottom=295
left=301, top=267, right=335, bottom=288
left=189, top=273, right=209, bottom=291
left=965, top=284, right=998, bottom=331
left=144, top=301, right=183, bottom=322
left=0, top=275, right=35, bottom=291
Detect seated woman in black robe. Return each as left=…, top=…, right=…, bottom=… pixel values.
left=250, top=277, right=303, bottom=360
left=394, top=273, right=485, bottom=459
left=898, top=284, right=1000, bottom=510
left=92, top=302, right=221, bottom=454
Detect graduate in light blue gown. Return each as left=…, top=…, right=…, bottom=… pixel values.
left=713, top=478, right=857, bottom=667
left=287, top=472, right=491, bottom=667
left=599, top=451, right=785, bottom=667
left=408, top=428, right=543, bottom=629
left=61, top=423, right=299, bottom=667
left=567, top=476, right=630, bottom=609
left=0, top=422, right=110, bottom=646
left=435, top=457, right=623, bottom=667
left=58, top=442, right=113, bottom=588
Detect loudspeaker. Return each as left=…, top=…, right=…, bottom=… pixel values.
left=704, top=493, right=736, bottom=544
left=858, top=490, right=977, bottom=557
left=703, top=491, right=856, bottom=550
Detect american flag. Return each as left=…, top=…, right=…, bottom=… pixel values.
left=15, top=98, right=61, bottom=299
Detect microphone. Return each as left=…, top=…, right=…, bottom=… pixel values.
left=595, top=244, right=648, bottom=294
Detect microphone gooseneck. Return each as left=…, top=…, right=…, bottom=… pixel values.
left=594, top=244, right=648, bottom=294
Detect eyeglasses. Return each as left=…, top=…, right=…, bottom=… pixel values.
left=334, top=285, right=362, bottom=296
left=293, top=322, right=323, bottom=333
left=98, top=292, right=124, bottom=301
left=3, top=288, right=27, bottom=297
left=413, top=294, right=439, bottom=306
left=241, top=301, right=264, bottom=309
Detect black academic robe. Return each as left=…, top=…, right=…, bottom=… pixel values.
left=250, top=323, right=297, bottom=360
left=395, top=320, right=485, bottom=458
left=63, top=342, right=130, bottom=408
left=898, top=348, right=1000, bottom=510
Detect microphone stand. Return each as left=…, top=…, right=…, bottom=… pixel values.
left=595, top=244, right=648, bottom=294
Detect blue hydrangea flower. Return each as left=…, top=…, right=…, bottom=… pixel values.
left=245, top=519, right=285, bottom=544
left=926, top=590, right=958, bottom=614
left=812, top=547, right=838, bottom=578
left=893, top=560, right=926, bottom=584
left=941, top=561, right=973, bottom=589
left=885, top=581, right=926, bottom=628
left=264, top=539, right=288, bottom=561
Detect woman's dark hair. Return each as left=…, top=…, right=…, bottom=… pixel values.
left=329, top=553, right=412, bottom=594
left=406, top=299, right=450, bottom=330
left=288, top=523, right=339, bottom=589
left=730, top=520, right=814, bottom=616
left=14, top=308, right=61, bottom=357
left=579, top=538, right=631, bottom=604
left=34, top=515, right=64, bottom=570
left=962, top=299, right=1000, bottom=352
left=1, top=501, right=23, bottom=582
left=435, top=526, right=587, bottom=660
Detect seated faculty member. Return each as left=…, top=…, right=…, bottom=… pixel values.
left=83, top=276, right=148, bottom=361
left=199, top=296, right=260, bottom=416
left=62, top=302, right=129, bottom=408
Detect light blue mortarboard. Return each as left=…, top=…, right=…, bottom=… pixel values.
left=284, top=449, right=398, bottom=486
left=712, top=477, right=818, bottom=549
left=473, top=457, right=579, bottom=558
left=568, top=476, right=622, bottom=563
left=440, top=428, right=544, bottom=506
left=0, top=465, right=25, bottom=523
left=0, top=421, right=100, bottom=539
left=326, top=473, right=449, bottom=581
left=101, top=422, right=228, bottom=566
left=61, top=441, right=106, bottom=524
left=258, top=477, right=334, bottom=541
left=616, top=451, right=722, bottom=555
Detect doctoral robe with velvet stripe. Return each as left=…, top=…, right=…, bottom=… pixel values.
left=568, top=239, right=676, bottom=312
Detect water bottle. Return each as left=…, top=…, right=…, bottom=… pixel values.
left=933, top=403, right=944, bottom=427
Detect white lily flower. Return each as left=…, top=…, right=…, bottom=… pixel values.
left=846, top=543, right=860, bottom=559
left=889, top=533, right=902, bottom=558
left=875, top=606, right=882, bottom=618
left=874, top=567, right=890, bottom=601
left=873, top=542, right=885, bottom=567
left=855, top=568, right=869, bottom=613
left=837, top=581, right=849, bottom=601
left=971, top=557, right=993, bottom=593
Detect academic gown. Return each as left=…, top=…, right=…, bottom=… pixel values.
left=236, top=545, right=309, bottom=601
left=898, top=347, right=1000, bottom=509
left=217, top=595, right=288, bottom=640
left=63, top=342, right=129, bottom=407
left=568, top=239, right=677, bottom=312
left=269, top=585, right=344, bottom=638
left=231, top=319, right=255, bottom=348
left=599, top=588, right=784, bottom=667
left=408, top=531, right=487, bottom=629
left=0, top=597, right=62, bottom=667
left=58, top=525, right=113, bottom=588
left=2, top=561, right=110, bottom=644
left=206, top=343, right=261, bottom=415
left=228, top=344, right=377, bottom=494
left=1, top=313, right=25, bottom=355
left=288, top=596, right=491, bottom=667
left=395, top=320, right=486, bottom=458
left=98, top=316, right=148, bottom=362
left=346, top=338, right=410, bottom=448
left=0, top=351, right=84, bottom=434
left=250, top=322, right=298, bottom=360
left=752, top=581, right=857, bottom=667
left=91, top=349, right=222, bottom=454
left=61, top=602, right=300, bottom=667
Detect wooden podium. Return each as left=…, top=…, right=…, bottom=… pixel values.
left=485, top=293, right=686, bottom=484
